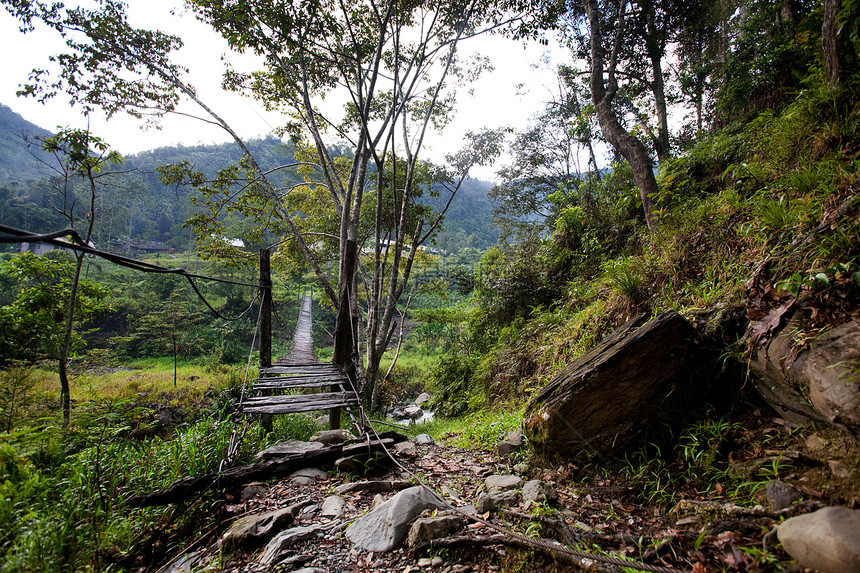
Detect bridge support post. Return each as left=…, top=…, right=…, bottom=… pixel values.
left=259, top=248, right=273, bottom=432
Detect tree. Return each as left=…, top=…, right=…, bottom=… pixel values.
left=0, top=251, right=110, bottom=425
left=38, top=127, right=121, bottom=426
left=5, top=0, right=517, bottom=411
left=490, top=61, right=600, bottom=238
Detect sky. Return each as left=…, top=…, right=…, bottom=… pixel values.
left=0, top=2, right=570, bottom=182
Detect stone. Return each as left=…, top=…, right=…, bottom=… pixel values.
left=310, top=429, right=356, bottom=445
left=334, top=480, right=412, bottom=495
left=828, top=460, right=852, bottom=478
left=750, top=314, right=860, bottom=436
left=404, top=404, right=423, bottom=419
left=764, top=480, right=801, bottom=511
left=496, top=429, right=524, bottom=457
left=292, top=568, right=327, bottom=573
left=475, top=489, right=521, bottom=513
left=806, top=433, right=829, bottom=451
left=260, top=523, right=333, bottom=565
left=524, top=311, right=699, bottom=458
left=483, top=475, right=523, bottom=491
left=395, top=441, right=417, bottom=455
left=415, top=392, right=431, bottom=406
left=290, top=467, right=328, bottom=485
left=522, top=480, right=558, bottom=505
left=345, top=486, right=447, bottom=552
left=238, top=483, right=267, bottom=503
left=406, top=514, right=466, bottom=546
left=255, top=439, right=324, bottom=461
left=777, top=506, right=860, bottom=573
left=372, top=494, right=386, bottom=509
left=413, top=434, right=435, bottom=445
left=431, top=556, right=443, bottom=567
left=417, top=558, right=433, bottom=567
left=320, top=495, right=346, bottom=518
left=221, top=506, right=297, bottom=553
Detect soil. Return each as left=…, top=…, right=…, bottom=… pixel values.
left=158, top=409, right=860, bottom=573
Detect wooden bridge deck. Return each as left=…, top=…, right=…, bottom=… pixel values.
left=240, top=293, right=358, bottom=415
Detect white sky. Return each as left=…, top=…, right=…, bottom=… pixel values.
left=0, top=1, right=570, bottom=181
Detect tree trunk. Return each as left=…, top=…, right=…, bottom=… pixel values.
left=59, top=253, right=84, bottom=428
left=332, top=239, right=360, bottom=429
left=823, top=0, right=842, bottom=89
left=583, top=0, right=658, bottom=233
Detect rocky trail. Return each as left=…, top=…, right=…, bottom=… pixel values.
left=157, top=409, right=860, bottom=573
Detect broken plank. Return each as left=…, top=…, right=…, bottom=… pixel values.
left=243, top=392, right=356, bottom=405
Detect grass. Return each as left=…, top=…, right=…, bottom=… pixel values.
left=404, top=406, right=524, bottom=451
left=28, top=357, right=241, bottom=401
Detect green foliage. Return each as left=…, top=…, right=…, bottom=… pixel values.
left=0, top=252, right=111, bottom=363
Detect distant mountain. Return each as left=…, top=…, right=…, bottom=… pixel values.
left=0, top=104, right=498, bottom=253
left=0, top=104, right=54, bottom=184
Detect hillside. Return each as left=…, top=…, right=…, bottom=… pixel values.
left=0, top=105, right=498, bottom=253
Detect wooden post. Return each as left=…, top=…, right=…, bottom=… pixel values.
left=331, top=239, right=359, bottom=430
left=260, top=248, right=272, bottom=369
left=259, top=248, right=273, bottom=433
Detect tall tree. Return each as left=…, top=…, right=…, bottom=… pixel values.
left=5, top=0, right=514, bottom=408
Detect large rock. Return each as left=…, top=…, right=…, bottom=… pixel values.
left=221, top=506, right=297, bottom=554
left=523, top=311, right=698, bottom=458
left=777, top=506, right=860, bottom=573
left=345, top=486, right=445, bottom=552
left=750, top=313, right=860, bottom=437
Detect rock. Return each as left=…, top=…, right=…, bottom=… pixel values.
left=413, top=433, right=435, bottom=445
left=483, top=475, right=523, bottom=491
left=345, top=486, right=446, bottom=552
left=431, top=556, right=443, bottom=567
left=407, top=513, right=466, bottom=546
left=238, top=483, right=268, bottom=503
left=513, top=462, right=529, bottom=474
left=765, top=480, right=801, bottom=511
left=260, top=523, right=334, bottom=565
left=292, top=568, right=327, bottom=573
left=404, top=404, right=423, bottom=419
left=496, top=429, right=524, bottom=457
left=524, top=311, right=699, bottom=458
left=320, top=495, right=346, bottom=518
left=334, top=480, right=412, bottom=495
left=290, top=467, right=328, bottom=485
left=415, top=392, right=431, bottom=406
left=476, top=489, right=521, bottom=513
left=828, top=460, right=852, bottom=478
left=221, top=506, right=297, bottom=553
left=395, top=441, right=417, bottom=455
left=417, top=558, right=433, bottom=567
left=750, top=314, right=860, bottom=436
left=310, top=429, right=356, bottom=445
left=807, top=433, right=829, bottom=450
left=777, top=506, right=860, bottom=573
left=372, top=494, right=386, bottom=509
left=522, top=480, right=558, bottom=505
left=255, top=439, right=324, bottom=461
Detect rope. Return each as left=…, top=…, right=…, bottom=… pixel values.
left=1, top=224, right=263, bottom=321
left=217, top=296, right=264, bottom=473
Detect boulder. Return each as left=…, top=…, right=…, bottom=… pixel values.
left=260, top=523, right=334, bottom=566
left=221, top=506, right=297, bottom=553
left=415, top=392, right=431, bottom=406
left=476, top=489, right=521, bottom=513
left=750, top=313, right=860, bottom=437
left=345, top=486, right=446, bottom=552
left=524, top=311, right=698, bottom=458
left=255, top=439, right=324, bottom=461
left=496, top=429, right=524, bottom=457
left=483, top=475, right=523, bottom=491
left=334, top=480, right=411, bottom=495
left=522, top=480, right=558, bottom=505
left=764, top=480, right=800, bottom=511
left=289, top=467, right=328, bottom=485
left=777, top=506, right=860, bottom=573
left=406, top=513, right=466, bottom=546
left=413, top=433, right=435, bottom=445
left=320, top=495, right=347, bottom=519
left=310, top=429, right=356, bottom=445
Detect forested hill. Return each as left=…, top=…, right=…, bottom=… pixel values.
left=0, top=104, right=497, bottom=252
left=0, top=103, right=54, bottom=183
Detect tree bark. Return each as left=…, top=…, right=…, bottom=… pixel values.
left=583, top=0, right=658, bottom=233
left=823, top=0, right=842, bottom=89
